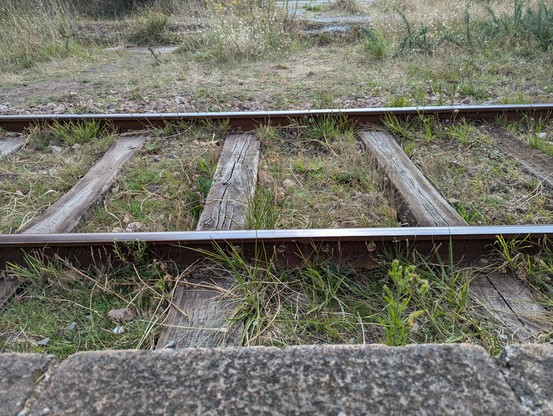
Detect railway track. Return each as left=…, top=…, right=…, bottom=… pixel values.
left=1, top=104, right=552, bottom=348
left=1, top=104, right=552, bottom=132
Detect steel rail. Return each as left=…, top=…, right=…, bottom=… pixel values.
left=1, top=225, right=551, bottom=269
left=1, top=104, right=553, bottom=132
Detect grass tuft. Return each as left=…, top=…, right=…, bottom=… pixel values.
left=481, top=1, right=553, bottom=52
left=178, top=0, right=299, bottom=63
left=496, top=236, right=553, bottom=307
left=361, top=28, right=388, bottom=59
left=0, top=0, right=87, bottom=70
left=128, top=10, right=180, bottom=46
left=194, top=240, right=547, bottom=351
left=1, top=253, right=180, bottom=357
left=50, top=121, right=111, bottom=147
left=247, top=187, right=280, bottom=229
left=328, top=0, right=362, bottom=14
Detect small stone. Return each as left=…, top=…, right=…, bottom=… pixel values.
left=125, top=222, right=142, bottom=232
left=49, top=145, right=63, bottom=153
left=37, top=338, right=51, bottom=346
left=146, top=184, right=162, bottom=193
left=163, top=341, right=176, bottom=349
left=537, top=132, right=547, bottom=140
left=68, top=322, right=77, bottom=330
left=112, top=326, right=125, bottom=334
left=14, top=190, right=24, bottom=197
left=71, top=143, right=81, bottom=150
left=282, top=179, right=296, bottom=189
left=40, top=407, right=50, bottom=415
left=108, top=308, right=135, bottom=323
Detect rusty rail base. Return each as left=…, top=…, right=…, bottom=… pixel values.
left=1, top=226, right=551, bottom=270
left=1, top=105, right=552, bottom=132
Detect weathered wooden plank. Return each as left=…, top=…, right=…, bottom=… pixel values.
left=483, top=125, right=553, bottom=190
left=359, top=130, right=466, bottom=226
left=471, top=273, right=548, bottom=341
left=0, top=135, right=146, bottom=306
left=157, top=277, right=241, bottom=348
left=197, top=134, right=260, bottom=231
left=157, top=133, right=259, bottom=349
left=0, top=135, right=25, bottom=156
left=22, top=135, right=146, bottom=234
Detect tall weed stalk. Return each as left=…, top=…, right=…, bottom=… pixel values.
left=0, top=0, right=84, bottom=70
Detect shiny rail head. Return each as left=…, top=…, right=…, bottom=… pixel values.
left=1, top=104, right=553, bottom=132
left=1, top=225, right=552, bottom=246
left=1, top=225, right=551, bottom=269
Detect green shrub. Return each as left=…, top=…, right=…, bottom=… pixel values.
left=393, top=1, right=553, bottom=56
left=481, top=1, right=553, bottom=51
left=361, top=28, right=388, bottom=59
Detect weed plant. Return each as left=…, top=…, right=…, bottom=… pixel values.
left=496, top=236, right=553, bottom=307
left=178, top=0, right=300, bottom=63
left=361, top=28, right=388, bottom=59
left=247, top=187, right=280, bottom=229
left=128, top=10, right=180, bottom=45
left=480, top=1, right=553, bottom=52
left=26, top=121, right=114, bottom=149
left=380, top=260, right=428, bottom=346
left=0, top=0, right=86, bottom=70
left=499, top=116, right=553, bottom=157
left=0, top=252, right=180, bottom=357
left=364, top=0, right=553, bottom=58
left=328, top=0, right=361, bottom=14
left=51, top=121, right=111, bottom=146
left=198, top=243, right=538, bottom=351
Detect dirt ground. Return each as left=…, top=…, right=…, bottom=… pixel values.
left=1, top=0, right=552, bottom=116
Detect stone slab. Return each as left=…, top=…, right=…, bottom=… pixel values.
left=31, top=344, right=522, bottom=415
left=499, top=344, right=553, bottom=416
left=0, top=354, right=56, bottom=416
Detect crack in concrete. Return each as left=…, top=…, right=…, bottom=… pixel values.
left=497, top=362, right=529, bottom=415
left=16, top=357, right=58, bottom=416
